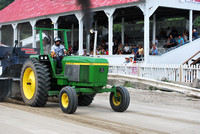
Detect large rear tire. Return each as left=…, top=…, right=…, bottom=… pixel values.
left=20, top=58, right=50, bottom=107
left=59, top=86, right=78, bottom=114
left=78, top=94, right=95, bottom=106
left=110, top=86, right=130, bottom=112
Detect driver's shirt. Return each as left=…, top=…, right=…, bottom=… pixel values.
left=51, top=44, right=66, bottom=57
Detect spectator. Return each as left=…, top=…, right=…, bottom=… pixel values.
left=96, top=48, right=101, bottom=55
left=165, top=35, right=177, bottom=48
left=117, top=49, right=123, bottom=55
left=137, top=45, right=144, bottom=59
left=127, top=57, right=134, bottom=66
left=151, top=44, right=158, bottom=55
left=124, top=44, right=130, bottom=54
left=152, top=38, right=158, bottom=46
left=118, top=43, right=124, bottom=52
left=83, top=50, right=87, bottom=56
left=182, top=33, right=188, bottom=42
left=178, top=35, right=184, bottom=45
left=184, top=29, right=189, bottom=37
left=122, top=56, right=130, bottom=65
left=132, top=45, right=139, bottom=61
left=193, top=29, right=198, bottom=40
left=129, top=45, right=134, bottom=53
left=102, top=48, right=106, bottom=55
left=163, top=38, right=171, bottom=48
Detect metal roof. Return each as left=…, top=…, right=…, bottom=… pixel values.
left=0, top=0, right=141, bottom=24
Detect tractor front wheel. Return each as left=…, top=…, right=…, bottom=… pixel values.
left=59, top=86, right=78, bottom=114
left=109, top=86, right=130, bottom=112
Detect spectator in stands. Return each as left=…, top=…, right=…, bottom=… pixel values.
left=163, top=38, right=171, bottom=48
left=127, top=57, right=134, bottom=66
left=102, top=48, right=106, bottom=55
left=169, top=35, right=177, bottom=47
left=193, top=29, right=198, bottom=40
left=129, top=45, right=134, bottom=53
left=178, top=35, right=184, bottom=45
left=182, top=33, right=188, bottom=42
left=124, top=44, right=130, bottom=54
left=184, top=29, right=189, bottom=37
left=164, top=35, right=177, bottom=48
left=151, top=44, right=158, bottom=55
left=118, top=43, right=124, bottom=52
left=122, top=56, right=130, bottom=65
left=117, top=49, right=123, bottom=55
left=152, top=38, right=158, bottom=46
left=137, top=45, right=144, bottom=59
left=83, top=50, right=87, bottom=56
left=132, top=45, right=139, bottom=61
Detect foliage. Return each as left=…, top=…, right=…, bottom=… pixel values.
left=0, top=0, right=14, bottom=10
left=194, top=16, right=200, bottom=26
left=113, top=24, right=122, bottom=33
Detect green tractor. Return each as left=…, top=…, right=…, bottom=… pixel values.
left=20, top=28, right=130, bottom=114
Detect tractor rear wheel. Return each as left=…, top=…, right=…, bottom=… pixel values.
left=78, top=94, right=95, bottom=106
left=59, top=86, right=78, bottom=114
left=20, top=58, right=50, bottom=107
left=109, top=86, right=130, bottom=112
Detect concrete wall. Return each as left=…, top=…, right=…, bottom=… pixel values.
left=148, top=38, right=200, bottom=64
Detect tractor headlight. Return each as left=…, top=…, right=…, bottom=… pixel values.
left=44, top=56, right=48, bottom=60
left=40, top=56, right=44, bottom=60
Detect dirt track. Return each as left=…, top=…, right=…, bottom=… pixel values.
left=1, top=88, right=200, bottom=134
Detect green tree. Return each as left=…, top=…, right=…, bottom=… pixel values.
left=0, top=0, right=14, bottom=10
left=194, top=16, right=200, bottom=27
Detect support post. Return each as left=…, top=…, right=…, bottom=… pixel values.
left=144, top=11, right=150, bottom=64
left=30, top=20, right=37, bottom=48
left=104, top=8, right=116, bottom=55
left=12, top=24, right=18, bottom=47
left=50, top=16, right=59, bottom=38
left=86, top=34, right=90, bottom=54
left=122, top=17, right=125, bottom=45
left=95, top=20, right=98, bottom=30
left=71, top=24, right=74, bottom=47
left=53, top=22, right=58, bottom=37
left=17, top=25, right=20, bottom=46
left=189, top=10, right=193, bottom=42
left=152, top=14, right=156, bottom=45
left=78, top=19, right=83, bottom=55
left=75, top=13, right=84, bottom=56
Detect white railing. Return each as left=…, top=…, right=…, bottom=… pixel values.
left=109, top=64, right=200, bottom=83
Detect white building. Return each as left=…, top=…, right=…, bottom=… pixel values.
left=0, top=0, right=199, bottom=65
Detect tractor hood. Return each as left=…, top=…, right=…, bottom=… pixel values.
left=62, top=56, right=109, bottom=65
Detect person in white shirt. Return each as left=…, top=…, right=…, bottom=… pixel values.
left=51, top=37, right=67, bottom=69
left=124, top=44, right=130, bottom=54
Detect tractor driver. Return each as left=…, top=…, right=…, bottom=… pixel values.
left=51, top=37, right=67, bottom=69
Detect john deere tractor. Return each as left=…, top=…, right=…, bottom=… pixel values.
left=20, top=28, right=130, bottom=114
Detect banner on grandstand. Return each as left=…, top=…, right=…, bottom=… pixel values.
left=181, top=0, right=200, bottom=4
